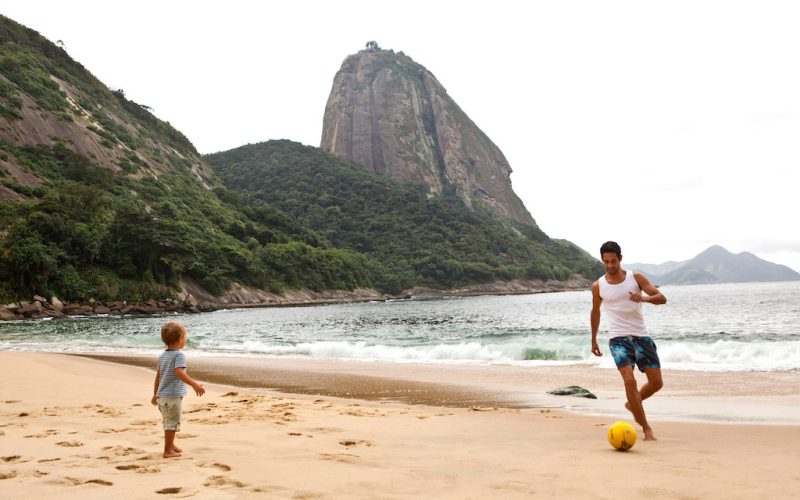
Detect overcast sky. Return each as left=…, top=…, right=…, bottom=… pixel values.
left=4, top=1, right=799, bottom=272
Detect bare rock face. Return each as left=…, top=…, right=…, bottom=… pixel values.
left=321, top=46, right=534, bottom=226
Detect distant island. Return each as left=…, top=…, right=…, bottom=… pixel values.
left=629, top=245, right=800, bottom=285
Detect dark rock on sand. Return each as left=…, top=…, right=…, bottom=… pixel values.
left=547, top=386, right=597, bottom=399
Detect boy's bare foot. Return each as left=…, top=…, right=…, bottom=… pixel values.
left=163, top=450, right=182, bottom=458
left=171, top=446, right=182, bottom=453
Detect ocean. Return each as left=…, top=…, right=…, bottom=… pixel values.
left=1, top=281, right=798, bottom=372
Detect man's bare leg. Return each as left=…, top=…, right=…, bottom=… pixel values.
left=619, top=366, right=656, bottom=440
left=640, top=368, right=663, bottom=400
left=625, top=367, right=663, bottom=409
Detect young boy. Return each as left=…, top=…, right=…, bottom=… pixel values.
left=151, top=321, right=205, bottom=458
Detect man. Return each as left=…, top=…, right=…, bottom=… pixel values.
left=590, top=241, right=666, bottom=441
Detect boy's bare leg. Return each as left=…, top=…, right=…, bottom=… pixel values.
left=163, top=430, right=181, bottom=458
left=619, top=366, right=657, bottom=441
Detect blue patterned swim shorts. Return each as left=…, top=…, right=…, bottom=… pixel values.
left=609, top=336, right=660, bottom=372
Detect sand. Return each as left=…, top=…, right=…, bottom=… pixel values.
left=1, top=351, right=799, bottom=499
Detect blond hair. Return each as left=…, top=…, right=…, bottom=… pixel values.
left=161, top=321, right=185, bottom=345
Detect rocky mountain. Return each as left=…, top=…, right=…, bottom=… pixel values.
left=0, top=17, right=601, bottom=315
left=320, top=43, right=534, bottom=226
left=631, top=245, right=800, bottom=285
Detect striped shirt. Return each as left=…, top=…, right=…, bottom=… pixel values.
left=157, top=349, right=187, bottom=397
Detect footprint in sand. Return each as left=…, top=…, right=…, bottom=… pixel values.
left=56, top=441, right=84, bottom=447
left=130, top=420, right=157, bottom=427
left=183, top=406, right=213, bottom=414
left=2, top=455, right=23, bottom=463
left=82, top=404, right=123, bottom=417
left=102, top=445, right=147, bottom=457
left=0, top=471, right=18, bottom=480
left=204, top=475, right=246, bottom=488
left=116, top=464, right=161, bottom=474
left=338, top=439, right=374, bottom=448
left=97, top=427, right=134, bottom=434
left=4, top=400, right=21, bottom=404
left=85, top=479, right=113, bottom=486
left=155, top=486, right=200, bottom=497
left=319, top=453, right=360, bottom=464
left=310, top=427, right=344, bottom=434
left=25, top=429, right=58, bottom=439
left=198, top=462, right=231, bottom=472
left=63, top=476, right=113, bottom=486
left=156, top=487, right=182, bottom=494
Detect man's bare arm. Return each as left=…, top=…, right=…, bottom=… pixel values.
left=590, top=281, right=603, bottom=356
left=632, top=272, right=666, bottom=305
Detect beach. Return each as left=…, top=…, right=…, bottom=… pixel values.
left=1, top=351, right=799, bottom=499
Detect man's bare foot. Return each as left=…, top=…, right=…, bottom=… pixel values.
left=163, top=450, right=182, bottom=458
left=624, top=402, right=646, bottom=427
left=171, top=445, right=182, bottom=453
left=643, top=428, right=657, bottom=441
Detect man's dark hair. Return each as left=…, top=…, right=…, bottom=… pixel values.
left=600, top=241, right=622, bottom=257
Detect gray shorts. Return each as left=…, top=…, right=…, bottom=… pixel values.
left=157, top=396, right=183, bottom=431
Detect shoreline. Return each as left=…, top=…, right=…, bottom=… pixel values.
left=78, top=352, right=800, bottom=426
left=1, top=350, right=799, bottom=498
left=0, top=277, right=590, bottom=321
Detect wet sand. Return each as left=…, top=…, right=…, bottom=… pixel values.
left=82, top=353, right=800, bottom=424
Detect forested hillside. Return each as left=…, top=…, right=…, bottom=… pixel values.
left=0, top=15, right=370, bottom=303
left=0, top=14, right=600, bottom=307
left=206, top=140, right=602, bottom=293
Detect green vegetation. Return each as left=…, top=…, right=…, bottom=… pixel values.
left=0, top=12, right=376, bottom=303
left=0, top=141, right=371, bottom=302
left=0, top=14, right=600, bottom=304
left=206, top=140, right=602, bottom=293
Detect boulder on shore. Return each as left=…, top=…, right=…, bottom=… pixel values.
left=51, top=296, right=64, bottom=312
left=0, top=308, right=17, bottom=321
left=547, top=386, right=598, bottom=399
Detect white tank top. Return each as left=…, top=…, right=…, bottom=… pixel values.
left=598, top=270, right=648, bottom=338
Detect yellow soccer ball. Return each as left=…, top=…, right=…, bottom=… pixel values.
left=607, top=421, right=637, bottom=451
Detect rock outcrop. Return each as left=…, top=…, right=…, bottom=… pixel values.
left=320, top=46, right=535, bottom=226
